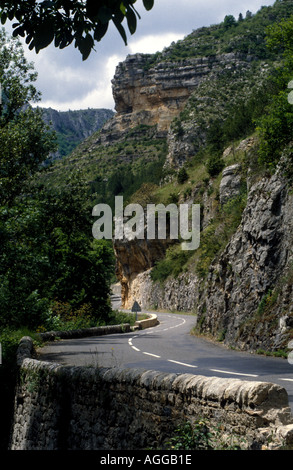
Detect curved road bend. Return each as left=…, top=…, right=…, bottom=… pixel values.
left=39, top=308, right=293, bottom=412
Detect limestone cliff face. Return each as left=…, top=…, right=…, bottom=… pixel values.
left=122, top=268, right=199, bottom=312
left=107, top=50, right=264, bottom=310
left=196, top=162, right=293, bottom=352
left=100, top=53, right=200, bottom=144
left=112, top=53, right=203, bottom=132
left=113, top=229, right=176, bottom=309
left=100, top=51, right=256, bottom=145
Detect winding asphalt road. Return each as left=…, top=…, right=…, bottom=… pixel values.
left=39, top=295, right=293, bottom=412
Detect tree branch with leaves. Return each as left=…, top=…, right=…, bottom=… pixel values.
left=0, top=0, right=155, bottom=60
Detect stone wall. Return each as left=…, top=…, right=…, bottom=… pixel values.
left=9, top=337, right=293, bottom=450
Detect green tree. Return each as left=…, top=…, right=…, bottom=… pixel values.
left=0, top=0, right=155, bottom=60
left=0, top=28, right=40, bottom=121
left=257, top=87, right=293, bottom=168
left=177, top=167, right=188, bottom=184
left=0, top=28, right=56, bottom=205
left=0, top=32, right=115, bottom=329
left=0, top=179, right=115, bottom=329
left=206, top=154, right=225, bottom=178
left=0, top=107, right=55, bottom=205
left=223, top=15, right=236, bottom=30
left=266, top=15, right=293, bottom=57
left=206, top=119, right=225, bottom=154
left=256, top=15, right=293, bottom=168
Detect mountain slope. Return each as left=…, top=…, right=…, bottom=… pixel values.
left=40, top=107, right=114, bottom=162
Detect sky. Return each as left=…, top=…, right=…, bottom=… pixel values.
left=7, top=0, right=276, bottom=112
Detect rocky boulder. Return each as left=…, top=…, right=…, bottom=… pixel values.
left=219, top=164, right=243, bottom=205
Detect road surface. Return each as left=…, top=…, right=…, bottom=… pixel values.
left=39, top=304, right=293, bottom=411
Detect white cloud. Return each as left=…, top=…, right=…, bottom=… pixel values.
left=128, top=33, right=184, bottom=55
left=38, top=53, right=124, bottom=111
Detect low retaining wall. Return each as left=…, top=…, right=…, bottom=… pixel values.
left=36, top=313, right=158, bottom=341
left=37, top=323, right=132, bottom=342
left=9, top=337, right=293, bottom=450
left=135, top=313, right=158, bottom=330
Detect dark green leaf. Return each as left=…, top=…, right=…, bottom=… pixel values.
left=126, top=8, right=137, bottom=35
left=41, top=1, right=55, bottom=8
left=113, top=17, right=127, bottom=45
left=97, top=5, right=113, bottom=24
left=12, top=26, right=25, bottom=38
left=26, top=34, right=33, bottom=45
left=34, top=18, right=55, bottom=53
left=77, top=33, right=94, bottom=61
left=142, top=0, right=154, bottom=11
left=28, top=40, right=35, bottom=51
left=94, top=22, right=108, bottom=42
left=0, top=12, right=7, bottom=25
left=8, top=10, right=15, bottom=21
left=86, top=0, right=101, bottom=19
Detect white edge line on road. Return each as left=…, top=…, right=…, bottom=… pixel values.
left=143, top=352, right=161, bottom=358
left=280, top=378, right=293, bottom=382
left=168, top=359, right=197, bottom=368
left=132, top=346, right=140, bottom=352
left=210, top=368, right=259, bottom=378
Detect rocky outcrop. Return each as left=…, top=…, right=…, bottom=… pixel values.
left=124, top=269, right=199, bottom=312
left=115, top=147, right=293, bottom=352
left=114, top=236, right=175, bottom=309
left=112, top=53, right=206, bottom=132
left=219, top=163, right=243, bottom=205
left=196, top=162, right=293, bottom=351
left=101, top=52, right=259, bottom=146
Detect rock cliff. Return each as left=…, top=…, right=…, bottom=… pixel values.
left=100, top=51, right=263, bottom=147
left=114, top=131, right=293, bottom=352
left=113, top=236, right=174, bottom=309
left=196, top=158, right=293, bottom=352
left=112, top=53, right=248, bottom=131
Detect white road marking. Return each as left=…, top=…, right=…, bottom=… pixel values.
left=168, top=359, right=197, bottom=368
left=280, top=378, right=293, bottom=382
left=132, top=346, right=140, bottom=352
left=210, top=369, right=259, bottom=378
left=143, top=352, right=161, bottom=358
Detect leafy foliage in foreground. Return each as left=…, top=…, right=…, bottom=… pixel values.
left=0, top=0, right=154, bottom=60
